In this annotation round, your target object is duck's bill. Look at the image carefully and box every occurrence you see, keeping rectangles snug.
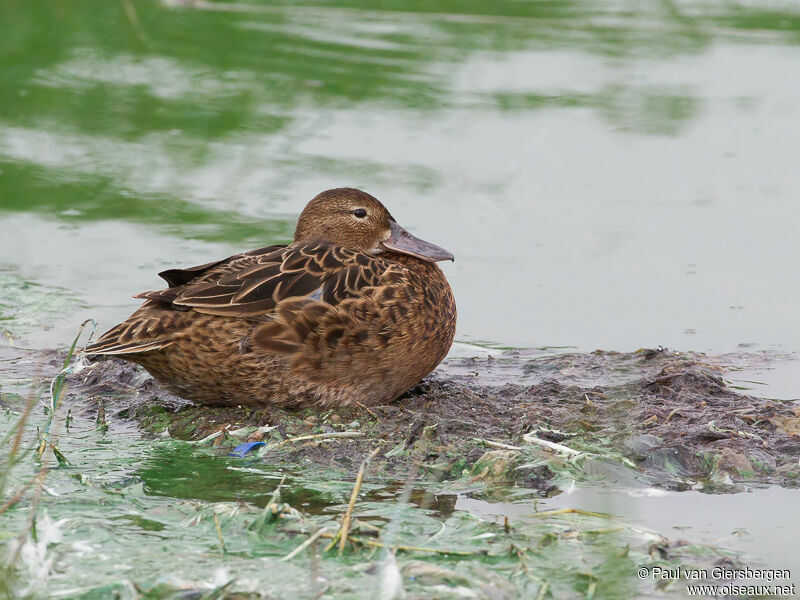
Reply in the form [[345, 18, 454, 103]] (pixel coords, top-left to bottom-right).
[[381, 221, 455, 262]]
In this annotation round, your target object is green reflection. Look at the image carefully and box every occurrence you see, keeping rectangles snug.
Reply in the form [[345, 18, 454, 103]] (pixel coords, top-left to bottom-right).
[[0, 160, 293, 244], [137, 445, 283, 505], [1, 0, 799, 245]]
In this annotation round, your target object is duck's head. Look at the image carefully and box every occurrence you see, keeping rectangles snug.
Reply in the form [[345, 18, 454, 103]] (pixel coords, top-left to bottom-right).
[[294, 188, 454, 262]]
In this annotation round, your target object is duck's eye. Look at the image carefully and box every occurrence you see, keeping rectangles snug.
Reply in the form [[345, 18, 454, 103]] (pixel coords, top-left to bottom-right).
[[353, 208, 367, 218]]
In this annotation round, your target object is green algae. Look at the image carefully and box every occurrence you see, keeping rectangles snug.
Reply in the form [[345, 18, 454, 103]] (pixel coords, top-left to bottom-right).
[[0, 367, 760, 599], [0, 275, 81, 346], [4, 335, 800, 597]]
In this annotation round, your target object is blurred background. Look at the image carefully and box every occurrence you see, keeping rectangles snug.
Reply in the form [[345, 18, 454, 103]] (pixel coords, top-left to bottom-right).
[[2, 0, 799, 355]]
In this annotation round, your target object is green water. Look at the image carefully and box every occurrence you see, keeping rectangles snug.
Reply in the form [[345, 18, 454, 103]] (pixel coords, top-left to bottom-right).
[[2, 0, 800, 597]]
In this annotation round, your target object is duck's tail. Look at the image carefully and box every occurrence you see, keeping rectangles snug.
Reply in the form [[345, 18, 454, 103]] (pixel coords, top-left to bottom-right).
[[84, 305, 182, 357]]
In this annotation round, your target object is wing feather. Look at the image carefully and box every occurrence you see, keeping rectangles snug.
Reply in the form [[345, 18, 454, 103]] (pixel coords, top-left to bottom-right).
[[86, 243, 398, 357], [171, 244, 392, 316]]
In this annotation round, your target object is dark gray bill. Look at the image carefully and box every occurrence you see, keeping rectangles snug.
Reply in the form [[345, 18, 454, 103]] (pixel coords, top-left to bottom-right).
[[380, 221, 454, 262]]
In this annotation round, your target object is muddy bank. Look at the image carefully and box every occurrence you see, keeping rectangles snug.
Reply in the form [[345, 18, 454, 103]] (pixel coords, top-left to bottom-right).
[[45, 347, 799, 493]]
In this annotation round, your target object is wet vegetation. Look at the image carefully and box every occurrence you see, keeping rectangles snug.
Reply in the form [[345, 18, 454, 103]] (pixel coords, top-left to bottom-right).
[[78, 347, 800, 494], [0, 336, 797, 597]]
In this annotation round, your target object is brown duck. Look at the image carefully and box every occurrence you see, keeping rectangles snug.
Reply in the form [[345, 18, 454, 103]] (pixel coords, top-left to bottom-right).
[[85, 188, 457, 407]]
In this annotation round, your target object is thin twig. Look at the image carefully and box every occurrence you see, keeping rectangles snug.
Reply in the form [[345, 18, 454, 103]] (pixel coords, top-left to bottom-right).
[[337, 445, 383, 554], [187, 425, 230, 445], [250, 474, 287, 533], [323, 529, 340, 552], [7, 395, 36, 462], [268, 431, 365, 452], [39, 320, 91, 460], [307, 530, 475, 556], [0, 394, 37, 495], [48, 442, 70, 467], [529, 508, 610, 519], [571, 526, 626, 536], [536, 582, 550, 600], [641, 415, 658, 426], [354, 535, 475, 555], [522, 433, 581, 456], [121, 0, 150, 44], [707, 420, 762, 440], [356, 402, 380, 421], [213, 513, 226, 554], [476, 438, 522, 451], [281, 527, 330, 562]]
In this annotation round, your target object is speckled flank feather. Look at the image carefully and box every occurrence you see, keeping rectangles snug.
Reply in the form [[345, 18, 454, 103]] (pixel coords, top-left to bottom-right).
[[85, 188, 457, 407]]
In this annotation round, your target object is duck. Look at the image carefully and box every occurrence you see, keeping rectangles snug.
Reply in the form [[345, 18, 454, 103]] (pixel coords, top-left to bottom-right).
[[85, 188, 457, 408]]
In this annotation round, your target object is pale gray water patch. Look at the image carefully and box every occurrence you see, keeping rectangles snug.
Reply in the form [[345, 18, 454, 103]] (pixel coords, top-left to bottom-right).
[[237, 18, 430, 56], [0, 125, 290, 210], [282, 100, 799, 352], [458, 485, 800, 578], [32, 49, 254, 102], [0, 213, 236, 348], [0, 271, 84, 350], [720, 352, 800, 401]]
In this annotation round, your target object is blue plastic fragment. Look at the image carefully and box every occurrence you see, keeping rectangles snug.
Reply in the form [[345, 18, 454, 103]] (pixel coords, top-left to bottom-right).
[[230, 441, 266, 457]]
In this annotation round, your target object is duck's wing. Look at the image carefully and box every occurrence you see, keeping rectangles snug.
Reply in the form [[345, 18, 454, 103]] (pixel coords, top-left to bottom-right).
[[85, 244, 396, 355], [133, 244, 287, 308], [249, 265, 409, 358], [144, 243, 394, 317]]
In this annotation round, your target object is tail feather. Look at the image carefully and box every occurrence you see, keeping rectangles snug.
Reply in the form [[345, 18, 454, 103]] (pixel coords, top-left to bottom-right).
[[84, 338, 174, 356], [84, 310, 182, 357]]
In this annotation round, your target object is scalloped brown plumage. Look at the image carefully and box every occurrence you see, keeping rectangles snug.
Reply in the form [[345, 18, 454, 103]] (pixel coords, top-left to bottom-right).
[[85, 188, 457, 407]]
